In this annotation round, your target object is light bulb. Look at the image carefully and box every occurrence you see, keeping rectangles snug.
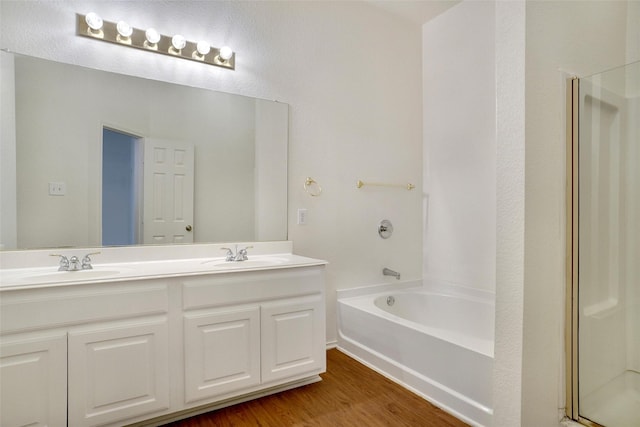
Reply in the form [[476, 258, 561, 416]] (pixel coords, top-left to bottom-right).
[[218, 46, 233, 61], [145, 28, 161, 44], [171, 34, 186, 50], [116, 21, 133, 38], [85, 12, 103, 31], [196, 41, 211, 56]]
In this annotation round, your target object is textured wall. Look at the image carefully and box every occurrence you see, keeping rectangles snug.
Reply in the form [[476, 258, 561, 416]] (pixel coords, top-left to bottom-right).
[[494, 2, 526, 425], [0, 0, 423, 343]]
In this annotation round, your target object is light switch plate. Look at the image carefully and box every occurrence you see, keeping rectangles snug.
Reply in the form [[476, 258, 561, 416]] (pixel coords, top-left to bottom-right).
[[297, 208, 307, 225], [49, 182, 66, 196]]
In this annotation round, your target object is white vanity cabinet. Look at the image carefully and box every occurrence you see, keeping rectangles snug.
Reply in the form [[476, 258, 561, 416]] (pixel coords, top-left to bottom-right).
[[180, 265, 326, 409], [0, 279, 170, 427], [0, 258, 326, 427]]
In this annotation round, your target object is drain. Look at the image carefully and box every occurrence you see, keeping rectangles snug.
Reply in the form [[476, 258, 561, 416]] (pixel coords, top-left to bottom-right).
[[386, 296, 395, 306]]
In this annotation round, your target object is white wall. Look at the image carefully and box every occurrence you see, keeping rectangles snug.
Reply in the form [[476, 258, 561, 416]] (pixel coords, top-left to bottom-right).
[[422, 0, 496, 292], [494, 2, 526, 425], [523, 1, 637, 425], [0, 0, 423, 343]]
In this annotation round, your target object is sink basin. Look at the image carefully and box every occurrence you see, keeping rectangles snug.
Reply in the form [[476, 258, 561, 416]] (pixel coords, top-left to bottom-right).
[[13, 269, 123, 284], [206, 256, 290, 270]]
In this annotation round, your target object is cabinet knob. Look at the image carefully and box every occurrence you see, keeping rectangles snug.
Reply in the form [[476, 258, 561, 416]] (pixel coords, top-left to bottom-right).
[[186, 225, 192, 232]]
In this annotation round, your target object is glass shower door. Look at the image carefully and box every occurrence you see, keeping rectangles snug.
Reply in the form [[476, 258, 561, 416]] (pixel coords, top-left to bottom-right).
[[575, 60, 639, 427]]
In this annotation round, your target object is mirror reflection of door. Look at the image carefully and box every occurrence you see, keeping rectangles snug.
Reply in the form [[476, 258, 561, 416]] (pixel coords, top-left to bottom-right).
[[102, 128, 143, 246], [102, 130, 195, 246], [143, 138, 195, 245]]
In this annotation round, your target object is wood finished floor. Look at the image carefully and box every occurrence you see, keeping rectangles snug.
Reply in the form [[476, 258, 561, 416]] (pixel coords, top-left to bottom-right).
[[163, 349, 469, 427]]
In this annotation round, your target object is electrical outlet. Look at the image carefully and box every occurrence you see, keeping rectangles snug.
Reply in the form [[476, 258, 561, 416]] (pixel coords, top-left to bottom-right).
[[297, 208, 308, 225], [48, 182, 66, 196]]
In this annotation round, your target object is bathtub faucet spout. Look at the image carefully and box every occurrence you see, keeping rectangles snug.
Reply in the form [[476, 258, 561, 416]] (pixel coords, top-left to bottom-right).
[[383, 268, 401, 280]]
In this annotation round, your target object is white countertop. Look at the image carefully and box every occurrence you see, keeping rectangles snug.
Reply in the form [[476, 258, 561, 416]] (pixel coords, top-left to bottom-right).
[[0, 253, 327, 291]]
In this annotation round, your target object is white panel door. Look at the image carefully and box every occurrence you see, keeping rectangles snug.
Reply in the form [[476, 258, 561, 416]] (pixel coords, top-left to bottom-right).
[[0, 333, 67, 427], [68, 319, 170, 427], [261, 295, 325, 383], [143, 139, 194, 244], [183, 306, 260, 404]]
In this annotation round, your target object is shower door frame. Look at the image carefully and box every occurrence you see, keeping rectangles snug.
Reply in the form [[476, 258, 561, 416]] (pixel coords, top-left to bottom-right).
[[566, 77, 605, 427]]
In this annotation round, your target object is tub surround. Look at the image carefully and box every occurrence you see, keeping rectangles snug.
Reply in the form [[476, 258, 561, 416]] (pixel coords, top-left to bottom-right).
[[0, 241, 327, 426]]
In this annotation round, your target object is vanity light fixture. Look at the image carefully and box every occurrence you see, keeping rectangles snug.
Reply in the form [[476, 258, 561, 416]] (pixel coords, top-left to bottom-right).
[[218, 46, 233, 63], [76, 13, 235, 70], [116, 20, 133, 44], [85, 12, 103, 31], [195, 41, 211, 57], [170, 34, 186, 53], [84, 12, 104, 37], [144, 28, 161, 50]]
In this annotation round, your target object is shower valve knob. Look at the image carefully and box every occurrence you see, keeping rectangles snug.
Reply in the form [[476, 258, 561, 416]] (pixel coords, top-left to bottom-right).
[[378, 220, 393, 239]]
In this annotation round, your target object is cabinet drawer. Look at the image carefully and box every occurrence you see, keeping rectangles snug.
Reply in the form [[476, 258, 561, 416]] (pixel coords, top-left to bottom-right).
[[182, 266, 324, 310], [0, 281, 169, 334]]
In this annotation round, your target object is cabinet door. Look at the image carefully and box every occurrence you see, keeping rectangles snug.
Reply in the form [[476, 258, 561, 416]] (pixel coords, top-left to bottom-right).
[[68, 318, 170, 427], [261, 295, 325, 383], [0, 333, 67, 427], [183, 306, 260, 403]]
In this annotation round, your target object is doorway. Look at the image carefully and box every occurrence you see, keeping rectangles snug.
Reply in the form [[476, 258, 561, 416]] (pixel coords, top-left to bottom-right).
[[102, 128, 143, 246]]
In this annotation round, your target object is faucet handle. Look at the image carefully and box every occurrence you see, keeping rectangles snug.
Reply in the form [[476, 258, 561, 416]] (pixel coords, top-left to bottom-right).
[[221, 247, 235, 261], [50, 254, 70, 271], [82, 252, 101, 270], [236, 245, 253, 261]]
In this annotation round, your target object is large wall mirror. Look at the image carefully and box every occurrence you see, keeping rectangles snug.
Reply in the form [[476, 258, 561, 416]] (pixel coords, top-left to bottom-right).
[[0, 52, 288, 250]]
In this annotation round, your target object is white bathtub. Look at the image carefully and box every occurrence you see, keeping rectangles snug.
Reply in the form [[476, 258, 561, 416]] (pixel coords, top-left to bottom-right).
[[337, 280, 494, 427]]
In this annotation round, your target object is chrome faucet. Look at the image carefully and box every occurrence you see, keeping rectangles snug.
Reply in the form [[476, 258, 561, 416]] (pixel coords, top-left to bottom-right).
[[51, 252, 100, 271], [69, 256, 81, 271], [221, 245, 253, 262], [383, 267, 401, 280]]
